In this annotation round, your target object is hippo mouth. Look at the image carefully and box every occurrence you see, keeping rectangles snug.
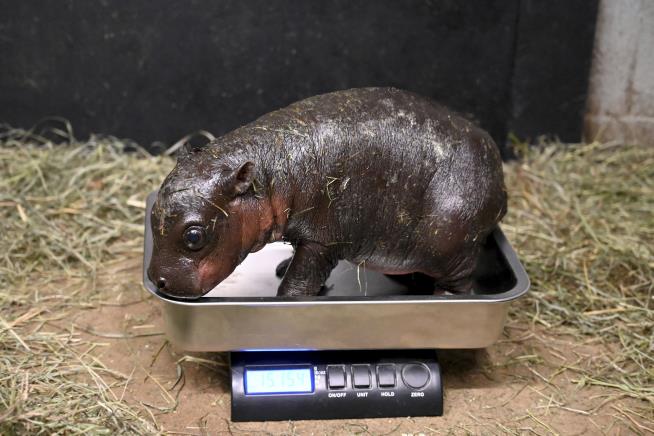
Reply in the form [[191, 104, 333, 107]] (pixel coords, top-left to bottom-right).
[[160, 292, 205, 301], [152, 282, 207, 300]]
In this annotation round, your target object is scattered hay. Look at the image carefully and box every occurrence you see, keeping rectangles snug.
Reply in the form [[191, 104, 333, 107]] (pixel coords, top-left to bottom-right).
[[0, 121, 652, 432], [0, 123, 173, 434], [503, 141, 653, 408]]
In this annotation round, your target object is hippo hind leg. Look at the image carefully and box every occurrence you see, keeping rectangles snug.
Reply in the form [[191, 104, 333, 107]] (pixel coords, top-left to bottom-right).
[[429, 248, 479, 295], [432, 268, 475, 295], [416, 216, 483, 296]]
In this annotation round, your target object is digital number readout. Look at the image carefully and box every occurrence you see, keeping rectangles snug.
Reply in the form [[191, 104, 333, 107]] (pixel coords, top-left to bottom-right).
[[244, 367, 314, 395]]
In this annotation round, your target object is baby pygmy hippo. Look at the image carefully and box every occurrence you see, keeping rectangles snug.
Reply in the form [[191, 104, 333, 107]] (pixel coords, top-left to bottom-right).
[[148, 88, 507, 298]]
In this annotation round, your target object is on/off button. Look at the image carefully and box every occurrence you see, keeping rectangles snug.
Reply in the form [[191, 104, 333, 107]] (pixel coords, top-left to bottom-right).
[[401, 363, 430, 389], [327, 365, 346, 389]]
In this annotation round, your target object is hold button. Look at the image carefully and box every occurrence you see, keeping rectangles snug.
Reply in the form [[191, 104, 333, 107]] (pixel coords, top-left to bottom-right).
[[402, 363, 430, 389], [376, 364, 396, 388]]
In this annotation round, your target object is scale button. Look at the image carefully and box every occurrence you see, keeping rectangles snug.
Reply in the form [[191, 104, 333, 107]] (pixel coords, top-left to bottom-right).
[[327, 365, 346, 389], [352, 365, 371, 388], [402, 363, 430, 389], [376, 364, 396, 388]]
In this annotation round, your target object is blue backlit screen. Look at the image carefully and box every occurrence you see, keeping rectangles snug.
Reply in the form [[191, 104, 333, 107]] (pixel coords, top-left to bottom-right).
[[245, 367, 314, 395]]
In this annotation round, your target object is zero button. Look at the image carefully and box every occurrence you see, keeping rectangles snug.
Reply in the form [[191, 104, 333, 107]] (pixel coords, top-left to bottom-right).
[[401, 363, 430, 389]]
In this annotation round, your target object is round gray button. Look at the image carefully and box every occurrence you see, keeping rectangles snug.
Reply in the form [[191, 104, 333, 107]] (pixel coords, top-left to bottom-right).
[[401, 363, 430, 389]]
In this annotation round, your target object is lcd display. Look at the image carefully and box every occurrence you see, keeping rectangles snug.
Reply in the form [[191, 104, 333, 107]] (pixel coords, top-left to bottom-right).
[[244, 367, 314, 395]]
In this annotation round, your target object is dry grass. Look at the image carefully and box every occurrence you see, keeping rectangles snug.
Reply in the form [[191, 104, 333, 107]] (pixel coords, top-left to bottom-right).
[[0, 121, 652, 433], [0, 122, 173, 433], [503, 141, 653, 408]]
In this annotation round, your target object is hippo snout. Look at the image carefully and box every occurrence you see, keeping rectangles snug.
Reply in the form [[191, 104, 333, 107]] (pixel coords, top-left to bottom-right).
[[147, 265, 204, 300]]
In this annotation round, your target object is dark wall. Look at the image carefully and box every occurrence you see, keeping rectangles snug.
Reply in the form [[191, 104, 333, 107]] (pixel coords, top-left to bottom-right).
[[0, 0, 597, 154], [509, 0, 599, 143]]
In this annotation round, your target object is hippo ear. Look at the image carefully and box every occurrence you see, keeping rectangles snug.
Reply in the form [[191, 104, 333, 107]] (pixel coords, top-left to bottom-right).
[[175, 142, 196, 164], [182, 141, 196, 155], [226, 161, 255, 196]]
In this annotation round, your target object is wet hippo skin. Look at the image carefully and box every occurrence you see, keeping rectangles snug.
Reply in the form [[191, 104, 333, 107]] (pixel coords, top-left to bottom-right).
[[147, 88, 507, 298]]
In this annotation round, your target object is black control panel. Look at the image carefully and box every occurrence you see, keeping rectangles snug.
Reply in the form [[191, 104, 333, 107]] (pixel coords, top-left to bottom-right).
[[230, 350, 442, 421]]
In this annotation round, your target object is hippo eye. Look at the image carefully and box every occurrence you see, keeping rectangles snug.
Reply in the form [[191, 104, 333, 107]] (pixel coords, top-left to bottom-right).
[[183, 226, 207, 251]]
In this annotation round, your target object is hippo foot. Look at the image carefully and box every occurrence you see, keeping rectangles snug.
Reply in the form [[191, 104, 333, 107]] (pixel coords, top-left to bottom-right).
[[275, 257, 292, 278], [317, 283, 333, 296], [275, 243, 338, 297], [433, 277, 474, 296], [276, 257, 332, 295]]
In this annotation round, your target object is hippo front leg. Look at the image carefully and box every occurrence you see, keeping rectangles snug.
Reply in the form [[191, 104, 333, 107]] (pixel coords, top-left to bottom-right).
[[277, 243, 337, 296]]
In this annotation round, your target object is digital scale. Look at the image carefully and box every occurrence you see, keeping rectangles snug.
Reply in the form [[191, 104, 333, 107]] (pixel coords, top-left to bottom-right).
[[230, 350, 442, 421], [142, 192, 529, 421]]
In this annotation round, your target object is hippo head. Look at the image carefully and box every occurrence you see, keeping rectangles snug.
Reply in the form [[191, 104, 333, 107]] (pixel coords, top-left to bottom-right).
[[147, 146, 270, 299]]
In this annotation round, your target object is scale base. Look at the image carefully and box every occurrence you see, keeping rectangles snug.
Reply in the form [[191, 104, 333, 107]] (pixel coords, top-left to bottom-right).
[[230, 350, 443, 422]]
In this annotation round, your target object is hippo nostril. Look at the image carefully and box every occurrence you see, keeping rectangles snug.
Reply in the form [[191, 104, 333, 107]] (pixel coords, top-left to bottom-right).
[[156, 277, 167, 289]]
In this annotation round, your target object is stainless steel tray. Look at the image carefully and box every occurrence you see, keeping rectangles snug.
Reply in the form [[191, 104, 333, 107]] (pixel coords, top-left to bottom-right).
[[142, 192, 529, 351]]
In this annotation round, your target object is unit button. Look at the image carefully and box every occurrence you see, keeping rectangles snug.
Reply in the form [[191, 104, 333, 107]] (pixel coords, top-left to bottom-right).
[[327, 365, 346, 389], [352, 365, 371, 388], [402, 363, 430, 389], [376, 364, 396, 388]]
